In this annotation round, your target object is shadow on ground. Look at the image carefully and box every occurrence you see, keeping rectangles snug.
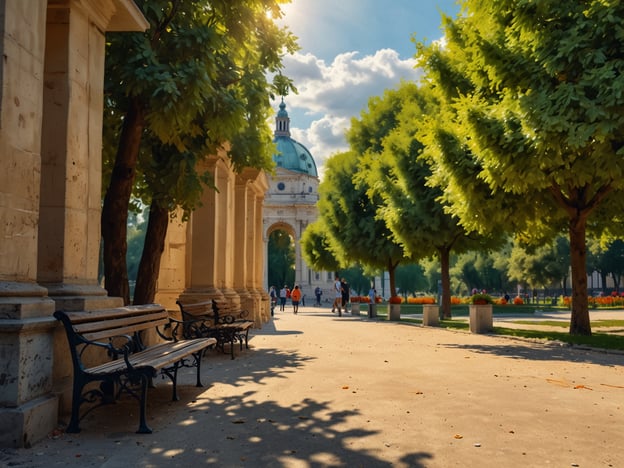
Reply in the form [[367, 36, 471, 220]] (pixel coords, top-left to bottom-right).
[[441, 341, 621, 367], [2, 346, 433, 467]]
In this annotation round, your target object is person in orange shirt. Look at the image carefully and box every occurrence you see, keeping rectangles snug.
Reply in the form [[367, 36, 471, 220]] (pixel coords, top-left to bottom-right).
[[291, 285, 302, 314]]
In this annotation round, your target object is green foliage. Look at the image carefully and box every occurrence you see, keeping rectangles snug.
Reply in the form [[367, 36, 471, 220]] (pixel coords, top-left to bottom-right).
[[470, 292, 493, 304], [268, 230, 295, 289], [300, 220, 341, 272], [104, 0, 298, 211], [395, 263, 427, 296], [417, 0, 624, 335], [318, 151, 406, 273], [508, 235, 570, 290]]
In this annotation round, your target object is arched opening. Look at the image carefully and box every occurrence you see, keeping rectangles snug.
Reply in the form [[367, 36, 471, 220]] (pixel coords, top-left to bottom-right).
[[267, 228, 296, 290]]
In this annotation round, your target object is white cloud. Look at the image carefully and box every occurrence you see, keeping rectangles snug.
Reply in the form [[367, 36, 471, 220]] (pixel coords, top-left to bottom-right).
[[276, 49, 423, 176]]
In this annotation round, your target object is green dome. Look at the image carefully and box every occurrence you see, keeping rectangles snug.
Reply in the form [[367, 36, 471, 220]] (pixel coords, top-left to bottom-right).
[[272, 100, 319, 177]]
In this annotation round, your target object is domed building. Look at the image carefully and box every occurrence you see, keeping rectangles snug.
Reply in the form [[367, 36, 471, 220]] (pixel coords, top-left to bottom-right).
[[263, 100, 333, 302]]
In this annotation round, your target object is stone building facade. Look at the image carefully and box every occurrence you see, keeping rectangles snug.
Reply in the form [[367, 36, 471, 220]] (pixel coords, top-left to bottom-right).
[[263, 100, 334, 300]]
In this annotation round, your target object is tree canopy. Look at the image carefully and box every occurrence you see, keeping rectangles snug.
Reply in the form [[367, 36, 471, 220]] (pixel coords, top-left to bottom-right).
[[417, 0, 624, 334], [102, 0, 297, 304]]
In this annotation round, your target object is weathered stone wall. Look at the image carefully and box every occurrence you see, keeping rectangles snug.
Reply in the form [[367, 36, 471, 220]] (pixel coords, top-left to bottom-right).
[[0, 0, 147, 449]]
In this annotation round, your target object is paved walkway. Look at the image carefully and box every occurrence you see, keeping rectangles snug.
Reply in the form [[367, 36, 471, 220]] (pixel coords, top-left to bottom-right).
[[2, 306, 623, 467]]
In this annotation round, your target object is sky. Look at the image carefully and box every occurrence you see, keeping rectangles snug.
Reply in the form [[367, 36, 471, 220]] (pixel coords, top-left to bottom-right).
[[273, 0, 461, 176]]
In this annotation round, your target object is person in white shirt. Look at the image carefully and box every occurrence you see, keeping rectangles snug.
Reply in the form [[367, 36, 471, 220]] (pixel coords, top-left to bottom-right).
[[332, 276, 342, 316]]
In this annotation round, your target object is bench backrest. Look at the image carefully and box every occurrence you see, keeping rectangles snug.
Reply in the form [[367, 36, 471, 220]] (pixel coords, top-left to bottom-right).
[[55, 304, 168, 342], [176, 300, 249, 323]]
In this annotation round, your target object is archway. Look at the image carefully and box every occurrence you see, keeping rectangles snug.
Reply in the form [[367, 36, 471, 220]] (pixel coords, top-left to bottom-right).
[[267, 223, 296, 290]]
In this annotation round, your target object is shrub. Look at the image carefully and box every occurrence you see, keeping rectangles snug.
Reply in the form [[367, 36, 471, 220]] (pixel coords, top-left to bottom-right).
[[513, 296, 524, 305], [389, 295, 403, 304], [407, 296, 436, 304], [470, 293, 493, 304]]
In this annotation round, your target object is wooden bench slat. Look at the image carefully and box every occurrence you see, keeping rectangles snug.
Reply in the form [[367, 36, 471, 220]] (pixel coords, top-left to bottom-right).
[[72, 310, 169, 333], [80, 317, 170, 342], [63, 304, 166, 323]]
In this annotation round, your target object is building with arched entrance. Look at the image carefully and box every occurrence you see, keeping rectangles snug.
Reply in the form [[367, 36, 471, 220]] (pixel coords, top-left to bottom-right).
[[263, 100, 334, 302]]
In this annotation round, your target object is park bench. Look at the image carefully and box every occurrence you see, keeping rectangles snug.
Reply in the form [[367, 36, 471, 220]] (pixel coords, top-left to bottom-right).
[[54, 304, 217, 434], [175, 299, 254, 359]]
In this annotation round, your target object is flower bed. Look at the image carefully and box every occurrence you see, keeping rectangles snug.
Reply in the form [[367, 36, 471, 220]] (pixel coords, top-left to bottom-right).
[[389, 295, 403, 304], [407, 296, 436, 305]]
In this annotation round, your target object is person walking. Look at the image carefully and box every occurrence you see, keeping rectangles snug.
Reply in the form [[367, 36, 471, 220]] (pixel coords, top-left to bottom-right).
[[341, 278, 350, 314], [314, 286, 322, 306], [291, 285, 302, 314], [332, 276, 343, 316], [269, 286, 277, 316], [368, 287, 377, 318], [279, 285, 287, 311]]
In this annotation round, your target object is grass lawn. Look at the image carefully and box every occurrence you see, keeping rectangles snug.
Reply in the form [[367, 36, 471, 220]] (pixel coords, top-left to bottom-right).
[[367, 304, 624, 352]]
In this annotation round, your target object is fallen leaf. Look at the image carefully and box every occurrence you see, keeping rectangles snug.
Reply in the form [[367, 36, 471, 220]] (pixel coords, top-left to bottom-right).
[[454, 434, 463, 439], [342, 386, 349, 390], [573, 385, 592, 390]]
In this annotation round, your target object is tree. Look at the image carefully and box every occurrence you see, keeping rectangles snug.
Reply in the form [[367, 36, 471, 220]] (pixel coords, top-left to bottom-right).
[[300, 219, 341, 273], [317, 151, 407, 297], [418, 1, 624, 334], [102, 0, 297, 304], [352, 82, 497, 317], [587, 238, 624, 294], [508, 238, 569, 299], [395, 264, 427, 297]]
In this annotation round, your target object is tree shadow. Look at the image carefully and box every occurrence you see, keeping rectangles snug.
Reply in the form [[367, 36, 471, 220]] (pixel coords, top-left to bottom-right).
[[5, 347, 434, 467], [441, 341, 622, 367]]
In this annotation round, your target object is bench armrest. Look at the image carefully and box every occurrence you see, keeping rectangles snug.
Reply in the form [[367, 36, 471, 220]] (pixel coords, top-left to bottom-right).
[[168, 316, 216, 340]]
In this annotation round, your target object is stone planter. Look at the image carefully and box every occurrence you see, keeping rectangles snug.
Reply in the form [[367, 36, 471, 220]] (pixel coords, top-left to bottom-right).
[[469, 304, 493, 333], [387, 303, 401, 321], [422, 304, 439, 326]]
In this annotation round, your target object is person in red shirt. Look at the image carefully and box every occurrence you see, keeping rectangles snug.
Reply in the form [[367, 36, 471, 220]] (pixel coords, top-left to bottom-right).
[[290, 285, 302, 314]]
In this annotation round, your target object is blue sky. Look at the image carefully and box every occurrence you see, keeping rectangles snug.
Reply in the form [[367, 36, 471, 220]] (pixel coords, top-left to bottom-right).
[[274, 0, 461, 175]]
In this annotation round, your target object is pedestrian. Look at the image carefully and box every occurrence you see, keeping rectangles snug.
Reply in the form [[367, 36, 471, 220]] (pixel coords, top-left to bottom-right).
[[291, 285, 302, 314], [341, 278, 350, 313], [332, 276, 342, 316], [314, 286, 322, 306], [269, 285, 277, 316], [279, 285, 287, 311], [368, 287, 376, 318]]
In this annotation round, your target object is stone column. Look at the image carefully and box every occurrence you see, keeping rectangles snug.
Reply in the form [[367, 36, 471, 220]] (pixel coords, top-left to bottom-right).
[[154, 210, 187, 312], [0, 3, 57, 448], [234, 170, 255, 317], [217, 157, 240, 309], [252, 172, 270, 322], [39, 0, 118, 311], [0, 0, 147, 449], [178, 154, 238, 306]]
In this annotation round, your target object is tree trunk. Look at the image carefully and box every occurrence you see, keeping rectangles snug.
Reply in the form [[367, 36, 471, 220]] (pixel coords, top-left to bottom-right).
[[439, 245, 452, 319], [569, 215, 592, 335], [101, 99, 145, 305], [133, 203, 169, 305], [387, 259, 398, 297]]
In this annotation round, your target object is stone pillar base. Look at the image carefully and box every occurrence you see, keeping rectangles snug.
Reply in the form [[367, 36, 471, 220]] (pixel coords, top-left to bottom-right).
[[0, 394, 58, 448], [387, 303, 401, 321], [469, 304, 493, 333], [422, 304, 439, 326]]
